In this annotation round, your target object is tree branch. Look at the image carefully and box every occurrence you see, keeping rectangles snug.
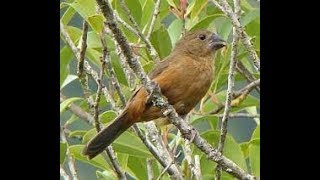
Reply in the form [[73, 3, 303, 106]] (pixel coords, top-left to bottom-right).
[[211, 0, 260, 70], [209, 79, 260, 115], [146, 0, 161, 39], [215, 9, 240, 179], [60, 21, 127, 179], [60, 126, 79, 180], [147, 159, 154, 180], [60, 165, 71, 180], [104, 25, 182, 178], [236, 60, 260, 93], [95, 0, 255, 179], [118, 0, 159, 62]]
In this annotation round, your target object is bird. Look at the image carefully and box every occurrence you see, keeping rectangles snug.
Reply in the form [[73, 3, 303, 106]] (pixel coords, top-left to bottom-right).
[[83, 29, 226, 159]]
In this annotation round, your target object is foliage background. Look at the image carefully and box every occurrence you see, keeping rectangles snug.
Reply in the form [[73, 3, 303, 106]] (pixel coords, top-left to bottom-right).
[[60, 0, 260, 179]]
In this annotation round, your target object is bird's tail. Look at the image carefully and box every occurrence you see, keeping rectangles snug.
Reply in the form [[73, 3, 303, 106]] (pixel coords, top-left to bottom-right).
[[83, 112, 132, 159]]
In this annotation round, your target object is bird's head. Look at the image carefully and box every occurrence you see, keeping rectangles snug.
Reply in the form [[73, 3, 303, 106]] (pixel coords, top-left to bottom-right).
[[174, 30, 227, 57]]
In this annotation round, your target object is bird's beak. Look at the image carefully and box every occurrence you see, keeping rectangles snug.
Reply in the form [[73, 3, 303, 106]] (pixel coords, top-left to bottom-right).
[[209, 34, 227, 50]]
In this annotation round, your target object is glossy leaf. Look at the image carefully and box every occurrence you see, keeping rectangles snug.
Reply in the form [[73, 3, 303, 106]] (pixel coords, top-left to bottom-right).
[[100, 110, 118, 124], [60, 46, 73, 85], [60, 142, 67, 164], [190, 115, 218, 131], [68, 130, 88, 139], [190, 14, 225, 31], [69, 145, 110, 170], [252, 125, 260, 139], [167, 18, 183, 46], [61, 7, 76, 24], [190, 0, 208, 20], [114, 0, 142, 26], [87, 14, 104, 34], [60, 97, 83, 113], [249, 139, 260, 177], [96, 170, 116, 180], [113, 131, 153, 158], [195, 130, 247, 175], [110, 51, 129, 86], [150, 25, 172, 59], [61, 75, 78, 90], [69, 0, 96, 19], [127, 156, 147, 180]]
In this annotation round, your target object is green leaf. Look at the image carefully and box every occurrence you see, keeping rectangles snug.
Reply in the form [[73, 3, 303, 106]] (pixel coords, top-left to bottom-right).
[[117, 153, 129, 170], [87, 31, 102, 49], [249, 139, 260, 178], [190, 115, 218, 131], [61, 75, 78, 90], [127, 156, 147, 180], [60, 142, 67, 164], [114, 0, 142, 26], [68, 130, 88, 138], [195, 130, 247, 175], [63, 26, 82, 43], [240, 0, 254, 11], [150, 25, 172, 59], [69, 145, 110, 170], [190, 0, 208, 20], [61, 7, 76, 24], [100, 110, 118, 124], [240, 142, 249, 158], [60, 46, 73, 86], [82, 128, 97, 144], [166, 0, 178, 9], [143, 61, 155, 74], [87, 15, 104, 34], [69, 0, 96, 19], [96, 170, 117, 180], [60, 97, 83, 113], [252, 125, 260, 139], [240, 9, 260, 27], [167, 18, 183, 46], [86, 48, 101, 65], [190, 14, 225, 32], [110, 51, 129, 86], [217, 17, 232, 41], [113, 131, 153, 158], [141, 0, 155, 29]]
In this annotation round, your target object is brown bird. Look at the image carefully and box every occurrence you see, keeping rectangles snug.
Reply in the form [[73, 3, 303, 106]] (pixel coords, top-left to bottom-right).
[[83, 29, 226, 159]]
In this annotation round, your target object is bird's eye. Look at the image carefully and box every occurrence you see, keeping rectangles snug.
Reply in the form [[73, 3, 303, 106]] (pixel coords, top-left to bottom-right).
[[198, 34, 206, 40]]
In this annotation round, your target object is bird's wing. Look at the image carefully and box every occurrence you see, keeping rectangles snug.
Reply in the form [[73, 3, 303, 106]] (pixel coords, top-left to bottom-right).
[[148, 57, 171, 79]]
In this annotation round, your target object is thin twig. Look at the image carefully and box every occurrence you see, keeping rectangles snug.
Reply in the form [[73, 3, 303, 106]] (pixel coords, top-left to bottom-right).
[[236, 60, 260, 93], [211, 0, 260, 70], [60, 165, 71, 180], [209, 79, 260, 115], [101, 30, 127, 106], [194, 155, 201, 180], [184, 139, 197, 179], [60, 21, 115, 108], [146, 0, 161, 39], [157, 160, 175, 180], [145, 121, 182, 177], [118, 0, 159, 62], [60, 126, 79, 180], [60, 93, 94, 124], [78, 21, 94, 106], [105, 23, 182, 178], [147, 159, 154, 180], [60, 21, 126, 179], [215, 14, 240, 180], [96, 0, 255, 178], [216, 113, 260, 118]]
